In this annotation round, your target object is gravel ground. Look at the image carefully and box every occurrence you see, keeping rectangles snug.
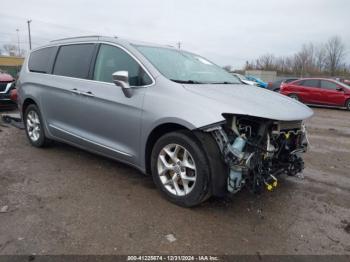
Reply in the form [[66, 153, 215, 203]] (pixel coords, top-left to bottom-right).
[[0, 107, 349, 255]]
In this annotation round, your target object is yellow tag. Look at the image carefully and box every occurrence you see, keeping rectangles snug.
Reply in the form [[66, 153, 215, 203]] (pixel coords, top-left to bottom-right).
[[267, 184, 273, 191], [285, 133, 290, 139], [273, 181, 278, 187]]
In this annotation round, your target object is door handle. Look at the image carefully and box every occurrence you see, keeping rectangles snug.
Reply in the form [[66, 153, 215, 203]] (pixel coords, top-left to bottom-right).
[[71, 88, 81, 95], [81, 91, 95, 98]]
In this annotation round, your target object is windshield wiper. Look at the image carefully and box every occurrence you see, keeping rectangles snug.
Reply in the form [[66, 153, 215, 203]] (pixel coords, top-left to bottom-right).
[[210, 82, 241, 84], [170, 79, 205, 84]]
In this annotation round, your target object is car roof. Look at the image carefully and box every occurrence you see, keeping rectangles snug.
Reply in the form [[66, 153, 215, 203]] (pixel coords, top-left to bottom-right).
[[32, 35, 176, 52], [298, 77, 337, 81]]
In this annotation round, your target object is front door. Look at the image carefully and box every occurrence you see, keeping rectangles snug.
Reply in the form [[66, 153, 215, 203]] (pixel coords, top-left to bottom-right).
[[74, 44, 153, 164], [319, 80, 346, 106]]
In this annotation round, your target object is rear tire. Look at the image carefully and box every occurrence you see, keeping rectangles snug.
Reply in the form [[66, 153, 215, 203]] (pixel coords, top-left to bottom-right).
[[288, 94, 299, 101], [24, 104, 51, 147], [150, 131, 211, 207]]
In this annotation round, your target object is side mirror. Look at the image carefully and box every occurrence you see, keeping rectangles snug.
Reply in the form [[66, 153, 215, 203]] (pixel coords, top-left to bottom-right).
[[112, 71, 132, 98], [336, 87, 343, 92]]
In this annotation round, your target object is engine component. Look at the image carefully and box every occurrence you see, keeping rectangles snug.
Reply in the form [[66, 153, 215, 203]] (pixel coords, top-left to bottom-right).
[[209, 115, 308, 195], [228, 168, 243, 193], [227, 136, 246, 192], [230, 136, 246, 160], [264, 174, 278, 191]]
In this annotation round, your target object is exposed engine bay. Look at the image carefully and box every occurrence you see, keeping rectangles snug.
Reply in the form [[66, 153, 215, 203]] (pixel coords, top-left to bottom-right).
[[205, 115, 308, 194]]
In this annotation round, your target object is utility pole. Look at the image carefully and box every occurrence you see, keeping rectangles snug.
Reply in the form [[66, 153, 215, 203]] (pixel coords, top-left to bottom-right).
[[16, 29, 21, 56], [177, 41, 181, 49], [27, 19, 32, 50]]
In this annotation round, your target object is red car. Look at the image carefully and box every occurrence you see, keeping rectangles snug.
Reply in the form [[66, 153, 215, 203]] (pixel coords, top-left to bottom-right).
[[0, 72, 16, 109], [280, 78, 350, 110]]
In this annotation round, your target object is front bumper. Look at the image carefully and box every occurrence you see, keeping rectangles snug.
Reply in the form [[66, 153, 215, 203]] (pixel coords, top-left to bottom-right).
[[0, 95, 17, 108]]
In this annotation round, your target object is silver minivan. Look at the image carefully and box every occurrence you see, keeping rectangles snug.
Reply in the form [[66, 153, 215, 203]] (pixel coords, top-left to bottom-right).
[[17, 36, 313, 207]]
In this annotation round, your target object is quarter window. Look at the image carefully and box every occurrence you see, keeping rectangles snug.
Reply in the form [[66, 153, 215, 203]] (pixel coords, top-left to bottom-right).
[[93, 44, 152, 86], [53, 44, 95, 79], [320, 80, 338, 90], [28, 47, 57, 74]]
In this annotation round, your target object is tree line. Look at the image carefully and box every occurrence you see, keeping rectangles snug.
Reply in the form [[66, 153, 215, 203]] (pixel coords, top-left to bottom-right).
[[243, 36, 348, 77], [0, 44, 26, 57]]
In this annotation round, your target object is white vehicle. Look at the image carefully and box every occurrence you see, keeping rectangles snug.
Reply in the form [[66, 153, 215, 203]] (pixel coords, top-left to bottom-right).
[[232, 73, 258, 86]]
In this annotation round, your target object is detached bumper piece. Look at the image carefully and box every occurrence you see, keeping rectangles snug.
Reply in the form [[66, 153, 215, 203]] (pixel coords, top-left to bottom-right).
[[1, 113, 24, 129]]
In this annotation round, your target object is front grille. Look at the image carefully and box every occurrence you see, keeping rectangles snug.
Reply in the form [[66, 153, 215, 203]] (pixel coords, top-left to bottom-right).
[[0, 82, 9, 92]]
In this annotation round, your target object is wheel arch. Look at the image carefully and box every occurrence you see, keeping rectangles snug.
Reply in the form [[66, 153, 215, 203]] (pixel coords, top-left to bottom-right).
[[145, 122, 190, 175], [22, 97, 38, 116]]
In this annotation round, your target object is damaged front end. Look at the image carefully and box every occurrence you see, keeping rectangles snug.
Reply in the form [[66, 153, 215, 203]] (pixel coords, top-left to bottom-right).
[[204, 115, 308, 194]]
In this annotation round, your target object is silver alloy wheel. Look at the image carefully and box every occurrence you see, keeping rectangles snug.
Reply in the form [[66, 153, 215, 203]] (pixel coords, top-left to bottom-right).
[[157, 143, 197, 196], [26, 110, 41, 142]]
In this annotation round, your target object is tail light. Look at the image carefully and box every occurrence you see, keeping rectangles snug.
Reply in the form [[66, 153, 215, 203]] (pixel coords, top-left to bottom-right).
[[279, 83, 287, 93], [9, 89, 17, 103]]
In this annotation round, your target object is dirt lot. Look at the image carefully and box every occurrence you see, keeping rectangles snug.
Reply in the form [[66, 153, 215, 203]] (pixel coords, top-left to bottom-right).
[[0, 107, 350, 255]]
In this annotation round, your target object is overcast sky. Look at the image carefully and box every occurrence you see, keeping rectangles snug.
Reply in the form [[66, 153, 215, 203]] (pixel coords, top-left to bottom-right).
[[0, 0, 349, 68]]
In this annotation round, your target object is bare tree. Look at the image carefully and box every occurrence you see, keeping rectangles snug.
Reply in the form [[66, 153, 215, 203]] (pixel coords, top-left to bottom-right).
[[223, 65, 233, 72], [2, 44, 18, 56], [242, 37, 349, 77], [1, 44, 26, 57], [314, 44, 326, 73], [324, 36, 346, 76], [294, 43, 315, 76], [255, 54, 276, 70], [245, 60, 255, 70]]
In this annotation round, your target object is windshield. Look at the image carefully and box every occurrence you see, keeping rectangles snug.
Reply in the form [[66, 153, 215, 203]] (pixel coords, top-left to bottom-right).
[[336, 80, 350, 89], [135, 45, 241, 84]]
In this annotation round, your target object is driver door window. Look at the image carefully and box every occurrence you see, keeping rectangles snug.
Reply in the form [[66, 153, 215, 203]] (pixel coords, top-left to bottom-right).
[[93, 44, 152, 86]]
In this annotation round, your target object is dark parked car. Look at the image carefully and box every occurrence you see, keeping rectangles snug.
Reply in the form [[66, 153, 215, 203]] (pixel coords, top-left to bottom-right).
[[280, 78, 350, 110], [0, 72, 16, 109], [267, 78, 299, 92]]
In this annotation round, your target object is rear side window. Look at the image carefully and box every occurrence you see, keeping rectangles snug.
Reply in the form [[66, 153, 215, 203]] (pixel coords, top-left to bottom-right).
[[320, 80, 338, 90], [285, 79, 297, 83], [28, 47, 57, 73], [53, 44, 95, 79], [93, 44, 152, 86], [292, 80, 303, 85], [301, 80, 319, 88]]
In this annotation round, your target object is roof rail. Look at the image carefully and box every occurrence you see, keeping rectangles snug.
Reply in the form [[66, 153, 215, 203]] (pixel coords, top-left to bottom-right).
[[50, 35, 102, 43]]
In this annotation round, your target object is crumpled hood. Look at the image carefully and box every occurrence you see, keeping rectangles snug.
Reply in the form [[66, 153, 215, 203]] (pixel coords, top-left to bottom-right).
[[184, 84, 314, 121]]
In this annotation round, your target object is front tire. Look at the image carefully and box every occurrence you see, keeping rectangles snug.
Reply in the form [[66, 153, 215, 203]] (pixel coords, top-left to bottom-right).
[[24, 104, 51, 147], [150, 131, 211, 207], [346, 99, 350, 111]]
